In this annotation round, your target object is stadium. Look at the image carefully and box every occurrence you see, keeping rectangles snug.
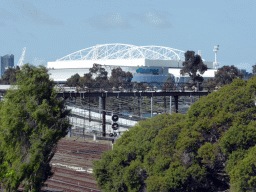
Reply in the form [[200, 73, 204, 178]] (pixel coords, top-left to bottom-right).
[[47, 43, 218, 84]]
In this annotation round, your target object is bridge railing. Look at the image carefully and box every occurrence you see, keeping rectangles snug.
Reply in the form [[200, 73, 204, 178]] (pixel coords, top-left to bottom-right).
[[58, 81, 215, 93]]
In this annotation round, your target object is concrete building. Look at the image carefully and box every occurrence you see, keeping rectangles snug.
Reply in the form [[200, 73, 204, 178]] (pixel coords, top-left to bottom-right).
[[1, 54, 14, 77]]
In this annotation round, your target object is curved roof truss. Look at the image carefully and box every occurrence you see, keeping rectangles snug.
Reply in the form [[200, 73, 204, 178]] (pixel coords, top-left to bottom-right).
[[56, 43, 185, 61]]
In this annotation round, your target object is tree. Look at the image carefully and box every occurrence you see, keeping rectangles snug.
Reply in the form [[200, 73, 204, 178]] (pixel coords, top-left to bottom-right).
[[202, 78, 218, 91], [88, 63, 109, 88], [132, 81, 147, 91], [79, 73, 93, 87], [0, 64, 71, 192], [89, 64, 108, 82], [162, 75, 175, 91], [66, 73, 80, 86], [165, 75, 175, 84], [93, 76, 256, 191], [252, 63, 256, 74], [180, 51, 208, 84], [109, 67, 133, 83], [0, 66, 20, 85], [214, 65, 244, 86], [109, 67, 133, 89]]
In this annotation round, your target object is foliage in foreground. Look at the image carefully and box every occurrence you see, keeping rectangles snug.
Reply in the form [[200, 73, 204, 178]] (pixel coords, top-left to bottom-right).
[[93, 76, 256, 192], [0, 64, 71, 192], [0, 66, 20, 85]]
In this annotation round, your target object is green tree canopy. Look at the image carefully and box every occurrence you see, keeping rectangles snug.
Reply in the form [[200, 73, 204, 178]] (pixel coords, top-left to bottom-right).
[[108, 67, 133, 89], [0, 66, 20, 85], [214, 65, 244, 86], [79, 73, 93, 87], [202, 78, 218, 91], [89, 64, 108, 83], [109, 67, 133, 84], [93, 76, 256, 192], [253, 63, 256, 74], [0, 64, 71, 192], [180, 51, 208, 84], [66, 73, 80, 86], [67, 64, 134, 90], [132, 81, 147, 91], [79, 63, 109, 88]]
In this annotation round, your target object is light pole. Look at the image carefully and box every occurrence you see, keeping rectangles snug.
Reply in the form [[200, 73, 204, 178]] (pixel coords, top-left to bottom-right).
[[213, 45, 220, 70], [89, 86, 91, 122]]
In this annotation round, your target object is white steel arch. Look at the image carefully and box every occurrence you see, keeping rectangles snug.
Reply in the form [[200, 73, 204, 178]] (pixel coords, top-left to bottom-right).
[[56, 43, 185, 61]]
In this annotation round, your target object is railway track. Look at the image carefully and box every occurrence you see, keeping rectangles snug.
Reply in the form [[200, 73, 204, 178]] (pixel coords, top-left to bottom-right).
[[16, 136, 112, 191]]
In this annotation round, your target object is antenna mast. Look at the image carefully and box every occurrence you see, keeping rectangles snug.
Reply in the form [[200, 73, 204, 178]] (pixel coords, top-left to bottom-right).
[[213, 45, 219, 69], [17, 47, 26, 67]]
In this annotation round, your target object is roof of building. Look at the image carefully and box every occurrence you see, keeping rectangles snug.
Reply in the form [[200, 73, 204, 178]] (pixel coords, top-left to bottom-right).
[[168, 68, 217, 78]]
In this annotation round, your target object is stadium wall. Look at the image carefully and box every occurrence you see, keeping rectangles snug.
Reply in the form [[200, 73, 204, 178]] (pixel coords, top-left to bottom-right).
[[47, 59, 146, 69]]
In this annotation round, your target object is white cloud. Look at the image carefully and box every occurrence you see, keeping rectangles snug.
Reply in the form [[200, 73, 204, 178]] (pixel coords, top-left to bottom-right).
[[127, 9, 172, 28], [1, 0, 64, 26], [86, 12, 132, 30]]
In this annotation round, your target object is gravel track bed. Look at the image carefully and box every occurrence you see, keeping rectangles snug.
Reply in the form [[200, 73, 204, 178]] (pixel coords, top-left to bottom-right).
[[45, 179, 99, 192], [49, 174, 98, 189], [15, 137, 111, 191], [52, 167, 97, 183], [46, 137, 111, 191]]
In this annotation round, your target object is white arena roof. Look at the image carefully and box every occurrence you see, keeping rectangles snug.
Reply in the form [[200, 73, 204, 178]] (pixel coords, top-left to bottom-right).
[[47, 43, 213, 69], [56, 43, 186, 61], [48, 43, 188, 69]]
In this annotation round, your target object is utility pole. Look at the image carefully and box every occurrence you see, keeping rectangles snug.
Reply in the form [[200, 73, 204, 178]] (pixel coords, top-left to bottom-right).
[[102, 96, 106, 137], [138, 96, 140, 117], [164, 96, 166, 113], [174, 96, 178, 113], [170, 96, 172, 114], [89, 87, 91, 122], [151, 97, 153, 117]]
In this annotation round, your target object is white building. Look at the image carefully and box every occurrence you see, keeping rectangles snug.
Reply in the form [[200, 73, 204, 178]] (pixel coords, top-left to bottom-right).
[[47, 43, 217, 83]]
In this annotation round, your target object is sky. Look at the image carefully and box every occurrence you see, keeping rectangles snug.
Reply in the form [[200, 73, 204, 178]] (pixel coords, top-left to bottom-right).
[[0, 0, 255, 73]]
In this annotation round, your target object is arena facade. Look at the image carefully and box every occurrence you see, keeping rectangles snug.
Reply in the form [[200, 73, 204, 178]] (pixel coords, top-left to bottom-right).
[[47, 43, 217, 84]]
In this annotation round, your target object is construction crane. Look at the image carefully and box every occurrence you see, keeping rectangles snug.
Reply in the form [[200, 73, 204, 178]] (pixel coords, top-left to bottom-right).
[[17, 47, 26, 67]]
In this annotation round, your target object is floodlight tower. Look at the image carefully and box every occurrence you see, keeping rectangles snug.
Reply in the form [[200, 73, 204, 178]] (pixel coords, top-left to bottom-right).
[[213, 45, 219, 69]]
